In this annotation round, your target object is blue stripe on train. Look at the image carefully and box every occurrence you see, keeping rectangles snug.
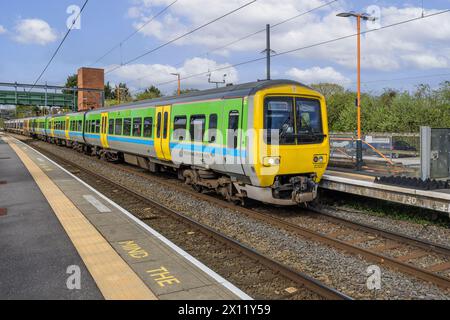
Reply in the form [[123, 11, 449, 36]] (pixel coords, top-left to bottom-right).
[[170, 143, 246, 158], [79, 134, 246, 157], [108, 135, 155, 146]]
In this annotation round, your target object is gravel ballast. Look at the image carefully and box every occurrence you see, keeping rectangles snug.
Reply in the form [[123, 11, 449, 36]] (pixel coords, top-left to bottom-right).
[[26, 139, 450, 300]]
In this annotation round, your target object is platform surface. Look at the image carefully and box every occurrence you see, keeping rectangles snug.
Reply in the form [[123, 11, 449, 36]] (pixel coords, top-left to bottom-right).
[[0, 137, 102, 299], [0, 134, 248, 300]]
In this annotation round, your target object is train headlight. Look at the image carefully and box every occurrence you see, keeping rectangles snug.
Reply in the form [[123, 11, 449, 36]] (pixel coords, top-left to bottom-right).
[[263, 156, 281, 167], [313, 155, 325, 163]]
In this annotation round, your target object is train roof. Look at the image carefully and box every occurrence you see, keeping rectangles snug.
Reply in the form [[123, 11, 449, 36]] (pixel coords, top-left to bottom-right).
[[7, 79, 317, 120], [87, 79, 313, 114]]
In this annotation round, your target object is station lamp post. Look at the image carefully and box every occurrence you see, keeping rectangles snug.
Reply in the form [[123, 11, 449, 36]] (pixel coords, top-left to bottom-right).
[[337, 11, 376, 171], [171, 73, 181, 96]]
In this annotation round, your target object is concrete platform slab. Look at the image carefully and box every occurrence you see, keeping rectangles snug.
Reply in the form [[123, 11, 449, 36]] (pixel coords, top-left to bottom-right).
[[2, 134, 250, 300], [322, 169, 450, 215]]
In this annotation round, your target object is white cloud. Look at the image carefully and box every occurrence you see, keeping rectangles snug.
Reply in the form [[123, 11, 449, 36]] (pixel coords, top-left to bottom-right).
[[126, 1, 450, 72], [286, 66, 350, 84], [0, 25, 6, 34], [108, 57, 239, 93], [13, 19, 58, 45], [401, 53, 449, 69]]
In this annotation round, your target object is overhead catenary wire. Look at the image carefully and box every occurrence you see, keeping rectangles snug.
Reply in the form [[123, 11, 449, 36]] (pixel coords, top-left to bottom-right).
[[135, 0, 339, 82], [139, 8, 450, 90], [91, 0, 179, 66], [30, 0, 89, 91], [105, 0, 258, 75]]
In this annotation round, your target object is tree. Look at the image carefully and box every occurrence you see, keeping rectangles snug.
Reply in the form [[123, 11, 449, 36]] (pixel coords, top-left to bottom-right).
[[104, 82, 115, 100], [115, 83, 132, 103], [311, 83, 345, 100], [177, 88, 200, 95], [63, 74, 78, 94], [135, 85, 163, 101]]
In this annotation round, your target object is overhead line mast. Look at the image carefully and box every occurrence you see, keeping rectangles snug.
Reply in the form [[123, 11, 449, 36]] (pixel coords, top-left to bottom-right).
[[148, 9, 450, 89]]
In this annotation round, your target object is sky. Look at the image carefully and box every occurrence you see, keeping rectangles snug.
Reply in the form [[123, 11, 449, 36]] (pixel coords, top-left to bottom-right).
[[0, 0, 449, 95]]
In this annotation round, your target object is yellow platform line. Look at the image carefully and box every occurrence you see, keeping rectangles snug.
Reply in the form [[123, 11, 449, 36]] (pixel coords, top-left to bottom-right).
[[5, 137, 157, 300]]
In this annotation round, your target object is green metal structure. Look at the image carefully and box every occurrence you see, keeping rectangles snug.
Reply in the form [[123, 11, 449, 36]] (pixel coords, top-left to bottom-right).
[[0, 82, 104, 111], [0, 90, 77, 109]]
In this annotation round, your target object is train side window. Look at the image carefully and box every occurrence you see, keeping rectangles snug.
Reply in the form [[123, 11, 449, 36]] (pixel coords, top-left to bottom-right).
[[123, 118, 131, 136], [90, 120, 95, 133], [78, 120, 83, 132], [115, 119, 123, 135], [208, 114, 218, 143], [190, 115, 206, 142], [95, 120, 101, 133], [173, 116, 187, 141], [228, 111, 239, 149], [156, 113, 162, 138], [133, 118, 142, 137], [109, 119, 114, 135], [143, 117, 153, 138], [163, 112, 169, 139]]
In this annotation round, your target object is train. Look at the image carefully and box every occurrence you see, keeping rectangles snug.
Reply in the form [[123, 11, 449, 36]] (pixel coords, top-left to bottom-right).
[[4, 79, 330, 206]]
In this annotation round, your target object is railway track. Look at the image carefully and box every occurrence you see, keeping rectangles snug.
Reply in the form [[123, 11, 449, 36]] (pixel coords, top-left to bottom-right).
[[65, 148, 450, 290], [23, 138, 350, 301], [19, 135, 450, 293]]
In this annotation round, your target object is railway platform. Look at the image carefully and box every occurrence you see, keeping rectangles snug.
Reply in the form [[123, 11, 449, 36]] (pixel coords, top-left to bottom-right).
[[321, 169, 450, 216], [0, 133, 249, 300]]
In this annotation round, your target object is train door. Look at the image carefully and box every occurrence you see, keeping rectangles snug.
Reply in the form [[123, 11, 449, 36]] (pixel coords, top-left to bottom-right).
[[154, 106, 172, 161], [65, 116, 70, 140], [50, 118, 55, 137], [100, 112, 109, 148], [223, 101, 245, 175]]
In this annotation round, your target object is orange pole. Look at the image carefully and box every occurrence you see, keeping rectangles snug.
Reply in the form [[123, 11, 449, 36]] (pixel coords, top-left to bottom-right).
[[357, 15, 361, 140]]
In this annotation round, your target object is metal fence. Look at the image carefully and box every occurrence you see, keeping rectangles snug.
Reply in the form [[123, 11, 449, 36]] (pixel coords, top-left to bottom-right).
[[329, 132, 421, 177]]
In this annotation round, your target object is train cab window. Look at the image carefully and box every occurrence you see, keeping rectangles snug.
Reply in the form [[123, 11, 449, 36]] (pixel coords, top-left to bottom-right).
[[115, 119, 123, 135], [189, 115, 206, 142], [123, 118, 131, 136], [143, 117, 153, 138], [264, 97, 295, 145], [133, 118, 142, 137], [228, 111, 240, 149], [295, 98, 324, 143], [95, 120, 101, 133], [173, 116, 187, 141], [208, 114, 218, 143], [109, 119, 114, 135]]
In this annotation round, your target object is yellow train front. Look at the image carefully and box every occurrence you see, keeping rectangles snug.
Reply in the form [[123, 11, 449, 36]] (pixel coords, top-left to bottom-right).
[[232, 80, 330, 205]]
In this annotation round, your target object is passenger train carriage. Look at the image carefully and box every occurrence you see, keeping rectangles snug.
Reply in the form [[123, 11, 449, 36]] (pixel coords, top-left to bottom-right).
[[4, 80, 330, 206]]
